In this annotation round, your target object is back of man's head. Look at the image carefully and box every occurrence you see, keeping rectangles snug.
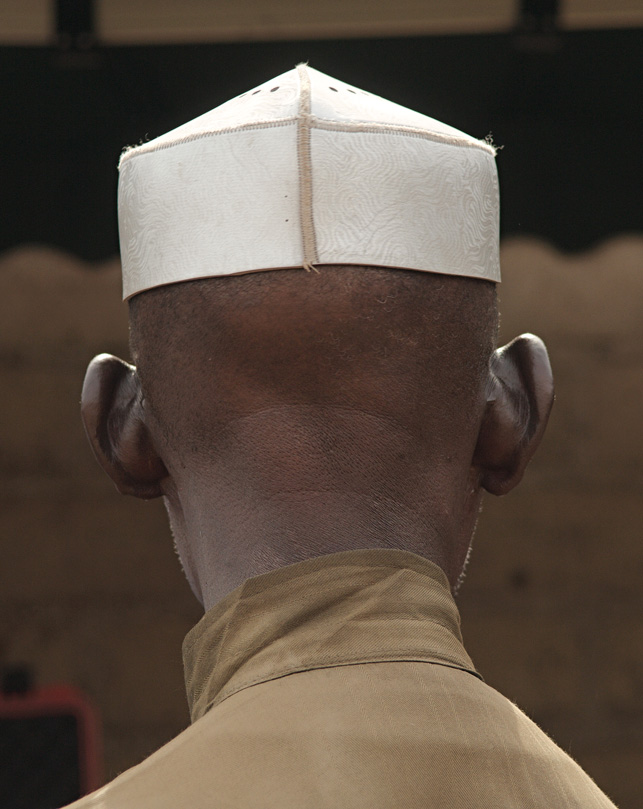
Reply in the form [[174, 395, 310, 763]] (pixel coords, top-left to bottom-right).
[[81, 67, 553, 606], [129, 267, 496, 475]]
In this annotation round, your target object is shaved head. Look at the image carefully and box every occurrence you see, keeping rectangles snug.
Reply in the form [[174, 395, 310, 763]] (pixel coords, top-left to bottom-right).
[[129, 266, 497, 459], [124, 267, 496, 599], [83, 67, 553, 610], [84, 264, 552, 607]]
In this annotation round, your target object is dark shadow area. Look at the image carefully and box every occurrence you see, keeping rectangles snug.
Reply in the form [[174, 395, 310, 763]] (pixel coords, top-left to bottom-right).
[[0, 27, 641, 260]]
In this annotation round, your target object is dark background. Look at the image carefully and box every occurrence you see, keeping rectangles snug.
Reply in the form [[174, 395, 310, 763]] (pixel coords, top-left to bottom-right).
[[1, 27, 641, 262]]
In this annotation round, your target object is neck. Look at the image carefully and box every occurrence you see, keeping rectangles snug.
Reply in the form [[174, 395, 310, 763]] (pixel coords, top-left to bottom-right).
[[162, 408, 481, 609], [167, 481, 477, 611]]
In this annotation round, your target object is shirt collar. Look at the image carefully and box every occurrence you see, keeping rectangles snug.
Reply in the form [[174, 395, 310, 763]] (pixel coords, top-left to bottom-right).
[[182, 548, 480, 723]]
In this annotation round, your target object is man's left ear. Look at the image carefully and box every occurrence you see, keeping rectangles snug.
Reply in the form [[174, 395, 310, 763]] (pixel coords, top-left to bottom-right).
[[81, 354, 167, 499]]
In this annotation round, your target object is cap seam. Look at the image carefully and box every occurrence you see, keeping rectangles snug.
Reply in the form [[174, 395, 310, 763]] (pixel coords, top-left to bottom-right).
[[118, 114, 495, 170], [309, 116, 496, 154], [296, 64, 319, 270], [118, 117, 298, 167]]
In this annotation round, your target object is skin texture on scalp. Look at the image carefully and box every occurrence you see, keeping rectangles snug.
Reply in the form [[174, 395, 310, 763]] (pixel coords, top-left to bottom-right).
[[127, 266, 498, 606]]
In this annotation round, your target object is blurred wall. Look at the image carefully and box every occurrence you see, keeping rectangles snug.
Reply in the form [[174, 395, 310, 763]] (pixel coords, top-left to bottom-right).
[[2, 0, 642, 44], [0, 248, 202, 775], [0, 236, 641, 806]]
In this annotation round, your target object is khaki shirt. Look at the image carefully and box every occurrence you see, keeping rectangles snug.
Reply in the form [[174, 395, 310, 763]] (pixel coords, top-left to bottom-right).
[[68, 549, 617, 808]]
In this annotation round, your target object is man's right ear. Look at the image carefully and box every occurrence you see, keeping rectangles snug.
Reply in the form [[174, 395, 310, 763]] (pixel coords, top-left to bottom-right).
[[81, 354, 168, 499], [473, 334, 554, 497]]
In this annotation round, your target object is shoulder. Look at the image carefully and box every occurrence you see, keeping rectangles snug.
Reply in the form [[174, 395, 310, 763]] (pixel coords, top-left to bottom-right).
[[63, 662, 618, 809]]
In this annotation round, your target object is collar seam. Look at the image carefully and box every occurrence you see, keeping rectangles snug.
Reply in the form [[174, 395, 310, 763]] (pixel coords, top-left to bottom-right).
[[202, 614, 463, 669], [183, 556, 449, 654], [194, 655, 481, 720]]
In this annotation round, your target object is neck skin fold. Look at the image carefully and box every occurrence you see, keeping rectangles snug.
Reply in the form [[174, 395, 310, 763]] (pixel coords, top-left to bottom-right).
[[161, 420, 482, 611]]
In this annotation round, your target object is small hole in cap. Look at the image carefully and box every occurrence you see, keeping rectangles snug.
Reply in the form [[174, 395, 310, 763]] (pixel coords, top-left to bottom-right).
[[347, 88, 356, 93], [329, 86, 338, 92], [270, 86, 279, 92], [252, 89, 261, 95]]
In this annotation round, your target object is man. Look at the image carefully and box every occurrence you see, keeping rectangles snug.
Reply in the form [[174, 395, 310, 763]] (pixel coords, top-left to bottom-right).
[[73, 66, 617, 807]]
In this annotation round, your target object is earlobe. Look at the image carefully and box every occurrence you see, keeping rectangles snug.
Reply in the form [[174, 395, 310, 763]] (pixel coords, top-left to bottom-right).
[[81, 354, 168, 499], [474, 334, 554, 496]]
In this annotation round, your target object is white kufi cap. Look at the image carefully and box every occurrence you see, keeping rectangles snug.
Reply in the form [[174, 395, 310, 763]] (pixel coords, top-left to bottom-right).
[[118, 65, 500, 299]]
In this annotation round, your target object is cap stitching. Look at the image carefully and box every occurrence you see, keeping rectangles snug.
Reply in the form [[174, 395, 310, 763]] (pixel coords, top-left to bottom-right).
[[118, 118, 298, 167], [296, 65, 319, 271], [118, 114, 495, 170], [309, 116, 497, 155]]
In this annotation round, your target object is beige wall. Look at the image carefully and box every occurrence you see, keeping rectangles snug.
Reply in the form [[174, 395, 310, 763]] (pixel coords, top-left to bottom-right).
[[1, 237, 642, 806], [2, 0, 642, 44]]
